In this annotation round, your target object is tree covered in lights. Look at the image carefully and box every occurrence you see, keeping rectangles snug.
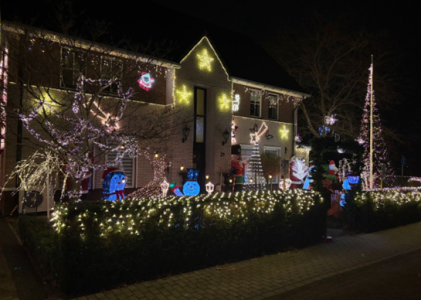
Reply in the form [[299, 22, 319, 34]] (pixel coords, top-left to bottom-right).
[[357, 63, 394, 186], [1, 12, 183, 201]]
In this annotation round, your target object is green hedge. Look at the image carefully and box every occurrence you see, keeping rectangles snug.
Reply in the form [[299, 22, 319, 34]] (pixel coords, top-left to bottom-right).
[[19, 190, 326, 296], [344, 188, 421, 232]]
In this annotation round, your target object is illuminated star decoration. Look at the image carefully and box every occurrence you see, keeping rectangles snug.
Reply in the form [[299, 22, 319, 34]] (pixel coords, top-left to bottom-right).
[[250, 122, 268, 145], [197, 49, 214, 71], [138, 72, 155, 91], [279, 125, 289, 139], [325, 114, 338, 125], [219, 93, 231, 111], [176, 85, 192, 104]]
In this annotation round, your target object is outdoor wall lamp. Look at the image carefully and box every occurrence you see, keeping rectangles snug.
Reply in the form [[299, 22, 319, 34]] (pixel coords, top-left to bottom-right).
[[222, 129, 230, 145], [182, 125, 190, 143]]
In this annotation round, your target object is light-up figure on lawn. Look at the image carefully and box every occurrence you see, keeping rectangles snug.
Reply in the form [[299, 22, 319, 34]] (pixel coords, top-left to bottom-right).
[[102, 167, 126, 201], [183, 169, 200, 196]]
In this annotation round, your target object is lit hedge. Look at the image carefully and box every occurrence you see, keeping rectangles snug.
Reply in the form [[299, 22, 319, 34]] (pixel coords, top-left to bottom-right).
[[20, 190, 325, 296], [344, 188, 421, 232]]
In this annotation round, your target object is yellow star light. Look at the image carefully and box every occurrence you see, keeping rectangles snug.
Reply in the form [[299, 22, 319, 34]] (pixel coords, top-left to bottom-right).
[[279, 125, 289, 139], [176, 85, 192, 104], [218, 93, 231, 111], [197, 49, 214, 71]]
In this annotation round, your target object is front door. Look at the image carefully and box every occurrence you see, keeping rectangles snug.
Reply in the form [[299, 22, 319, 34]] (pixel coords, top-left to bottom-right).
[[193, 87, 206, 192]]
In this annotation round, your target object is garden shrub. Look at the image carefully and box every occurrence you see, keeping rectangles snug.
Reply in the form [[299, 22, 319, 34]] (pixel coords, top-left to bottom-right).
[[344, 188, 421, 232], [20, 190, 325, 295]]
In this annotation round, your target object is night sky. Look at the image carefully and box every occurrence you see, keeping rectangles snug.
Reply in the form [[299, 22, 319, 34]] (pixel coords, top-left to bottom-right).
[[2, 0, 421, 175]]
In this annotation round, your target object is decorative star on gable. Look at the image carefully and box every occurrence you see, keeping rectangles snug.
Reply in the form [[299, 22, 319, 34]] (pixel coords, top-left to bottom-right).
[[279, 125, 289, 139], [197, 49, 214, 71], [218, 93, 231, 111], [138, 72, 155, 91], [176, 85, 192, 104]]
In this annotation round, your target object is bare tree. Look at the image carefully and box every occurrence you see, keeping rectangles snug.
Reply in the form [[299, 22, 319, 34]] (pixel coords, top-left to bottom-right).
[[1, 6, 187, 201], [265, 14, 399, 141]]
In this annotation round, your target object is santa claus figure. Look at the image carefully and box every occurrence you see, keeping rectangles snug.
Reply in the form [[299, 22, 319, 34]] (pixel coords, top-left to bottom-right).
[[325, 160, 338, 184]]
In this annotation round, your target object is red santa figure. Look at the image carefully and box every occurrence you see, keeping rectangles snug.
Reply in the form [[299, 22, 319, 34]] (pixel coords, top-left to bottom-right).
[[328, 160, 338, 175]]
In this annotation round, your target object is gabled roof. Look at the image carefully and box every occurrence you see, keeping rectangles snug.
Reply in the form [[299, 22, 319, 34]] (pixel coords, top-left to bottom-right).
[[1, 1, 308, 96]]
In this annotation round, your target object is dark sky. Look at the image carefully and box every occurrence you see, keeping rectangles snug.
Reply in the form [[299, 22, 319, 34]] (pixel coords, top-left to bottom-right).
[[2, 0, 421, 174]]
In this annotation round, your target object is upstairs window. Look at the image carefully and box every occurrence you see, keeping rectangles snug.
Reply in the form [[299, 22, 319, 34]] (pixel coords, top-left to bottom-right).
[[101, 57, 123, 93], [61, 48, 86, 88], [250, 91, 261, 117], [268, 95, 278, 120]]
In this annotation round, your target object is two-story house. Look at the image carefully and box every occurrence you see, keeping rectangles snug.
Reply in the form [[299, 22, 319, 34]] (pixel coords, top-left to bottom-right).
[[0, 20, 309, 215]]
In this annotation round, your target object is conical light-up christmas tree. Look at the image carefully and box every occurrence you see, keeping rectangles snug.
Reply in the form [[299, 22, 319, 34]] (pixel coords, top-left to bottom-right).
[[357, 59, 394, 188], [244, 144, 266, 191]]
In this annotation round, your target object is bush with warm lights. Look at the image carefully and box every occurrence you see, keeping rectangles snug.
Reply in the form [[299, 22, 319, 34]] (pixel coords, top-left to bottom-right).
[[344, 187, 421, 232], [19, 189, 325, 295]]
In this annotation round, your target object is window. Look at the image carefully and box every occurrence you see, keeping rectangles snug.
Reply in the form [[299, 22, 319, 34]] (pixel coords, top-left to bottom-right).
[[106, 144, 135, 188], [250, 91, 261, 117], [268, 95, 278, 120], [61, 48, 86, 88], [101, 57, 123, 93]]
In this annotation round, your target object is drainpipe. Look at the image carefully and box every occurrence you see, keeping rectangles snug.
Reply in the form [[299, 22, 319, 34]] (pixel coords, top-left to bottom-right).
[[291, 97, 305, 157]]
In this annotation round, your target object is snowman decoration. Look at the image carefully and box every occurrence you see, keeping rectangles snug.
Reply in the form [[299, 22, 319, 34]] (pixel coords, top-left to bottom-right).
[[183, 169, 201, 196], [102, 167, 127, 201]]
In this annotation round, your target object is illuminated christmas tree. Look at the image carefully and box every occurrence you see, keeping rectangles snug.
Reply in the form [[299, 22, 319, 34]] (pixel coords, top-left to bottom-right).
[[244, 144, 266, 191], [357, 62, 394, 187]]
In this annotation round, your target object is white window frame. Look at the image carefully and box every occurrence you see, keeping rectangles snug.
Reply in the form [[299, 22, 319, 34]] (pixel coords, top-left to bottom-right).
[[60, 47, 86, 88], [105, 143, 136, 188], [264, 146, 281, 184], [100, 56, 123, 93], [250, 90, 261, 117], [267, 94, 279, 120]]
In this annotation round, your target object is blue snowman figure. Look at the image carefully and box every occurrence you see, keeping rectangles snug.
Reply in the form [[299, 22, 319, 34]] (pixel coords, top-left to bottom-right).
[[183, 169, 200, 196], [102, 167, 126, 201]]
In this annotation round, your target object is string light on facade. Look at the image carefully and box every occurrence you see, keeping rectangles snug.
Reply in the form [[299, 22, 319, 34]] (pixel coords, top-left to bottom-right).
[[232, 94, 240, 112], [197, 49, 214, 71], [231, 121, 238, 144], [250, 122, 268, 145], [176, 85, 192, 104], [138, 72, 155, 91]]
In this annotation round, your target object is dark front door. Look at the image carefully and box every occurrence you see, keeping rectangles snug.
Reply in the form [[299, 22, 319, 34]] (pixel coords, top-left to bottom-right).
[[193, 87, 206, 192]]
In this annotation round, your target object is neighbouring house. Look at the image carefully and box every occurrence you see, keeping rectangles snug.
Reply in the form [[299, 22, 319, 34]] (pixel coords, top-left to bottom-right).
[[0, 16, 309, 215]]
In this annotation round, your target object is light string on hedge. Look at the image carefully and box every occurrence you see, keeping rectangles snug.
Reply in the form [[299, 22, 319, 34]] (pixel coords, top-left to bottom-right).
[[50, 189, 322, 238]]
